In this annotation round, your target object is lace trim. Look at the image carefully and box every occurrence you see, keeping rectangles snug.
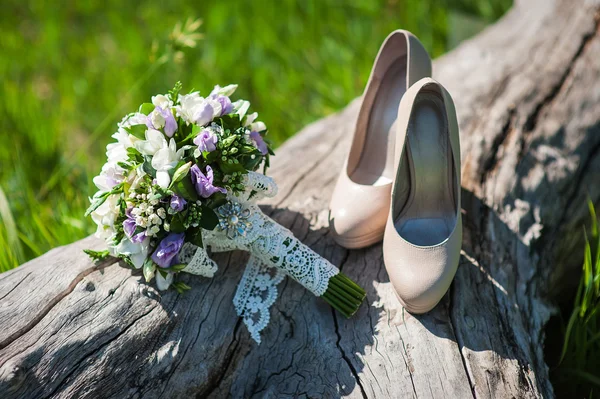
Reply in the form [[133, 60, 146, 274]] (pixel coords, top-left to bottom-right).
[[178, 243, 218, 278], [233, 256, 285, 343], [176, 171, 338, 342]]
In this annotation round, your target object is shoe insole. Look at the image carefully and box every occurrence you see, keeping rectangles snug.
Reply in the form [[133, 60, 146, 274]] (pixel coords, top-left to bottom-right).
[[394, 93, 457, 246], [351, 57, 407, 186]]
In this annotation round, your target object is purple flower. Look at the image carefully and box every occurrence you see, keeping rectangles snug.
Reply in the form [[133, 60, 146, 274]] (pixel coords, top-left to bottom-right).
[[123, 209, 136, 237], [212, 95, 233, 116], [123, 209, 146, 243], [146, 106, 178, 137], [151, 233, 185, 268], [190, 164, 227, 198], [250, 131, 268, 155], [170, 194, 187, 212], [193, 128, 218, 152]]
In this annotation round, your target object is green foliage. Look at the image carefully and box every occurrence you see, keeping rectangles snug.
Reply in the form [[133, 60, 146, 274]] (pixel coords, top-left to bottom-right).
[[0, 0, 510, 272], [554, 200, 600, 397], [83, 249, 110, 262]]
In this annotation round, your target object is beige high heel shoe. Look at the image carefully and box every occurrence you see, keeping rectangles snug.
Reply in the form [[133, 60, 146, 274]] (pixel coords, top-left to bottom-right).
[[383, 77, 461, 314], [329, 30, 431, 249]]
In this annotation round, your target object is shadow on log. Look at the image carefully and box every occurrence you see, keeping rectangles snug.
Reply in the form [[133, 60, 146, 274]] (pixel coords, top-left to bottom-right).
[[1, 0, 600, 397]]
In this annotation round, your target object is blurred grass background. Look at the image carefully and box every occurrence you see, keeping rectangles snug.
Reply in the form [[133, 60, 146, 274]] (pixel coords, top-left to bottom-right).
[[0, 0, 511, 271]]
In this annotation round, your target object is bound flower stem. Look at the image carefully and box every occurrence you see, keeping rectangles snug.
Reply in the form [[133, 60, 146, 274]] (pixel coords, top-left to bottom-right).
[[321, 272, 366, 318]]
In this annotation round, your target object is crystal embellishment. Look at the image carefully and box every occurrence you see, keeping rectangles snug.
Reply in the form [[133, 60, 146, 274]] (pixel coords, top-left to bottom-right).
[[217, 202, 252, 239]]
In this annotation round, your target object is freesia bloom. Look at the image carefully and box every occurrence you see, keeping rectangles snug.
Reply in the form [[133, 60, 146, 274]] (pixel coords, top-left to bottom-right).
[[152, 138, 186, 188], [135, 129, 185, 188], [175, 92, 214, 126], [93, 162, 125, 191], [210, 95, 233, 116], [151, 233, 185, 268], [123, 208, 146, 243], [152, 94, 173, 109], [116, 236, 150, 268], [118, 112, 147, 129], [210, 84, 238, 97], [147, 107, 178, 137], [193, 128, 218, 152], [91, 194, 120, 239], [249, 131, 268, 155], [170, 194, 186, 212], [155, 271, 173, 291], [135, 129, 166, 156], [190, 164, 226, 198]]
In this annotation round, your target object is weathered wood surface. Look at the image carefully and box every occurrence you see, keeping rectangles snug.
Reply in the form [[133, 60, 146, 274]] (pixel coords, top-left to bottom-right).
[[1, 0, 599, 397]]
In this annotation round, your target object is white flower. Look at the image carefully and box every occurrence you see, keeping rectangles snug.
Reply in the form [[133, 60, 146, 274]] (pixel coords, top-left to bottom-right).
[[152, 94, 173, 109], [92, 162, 125, 191], [147, 225, 160, 236], [151, 138, 185, 188], [118, 112, 147, 129], [155, 271, 173, 291], [91, 194, 120, 239], [157, 208, 166, 219], [148, 214, 161, 225], [134, 129, 166, 156], [233, 100, 250, 120], [116, 237, 150, 268], [243, 112, 258, 127], [149, 109, 166, 129], [250, 121, 266, 133], [210, 84, 238, 97], [175, 92, 214, 125]]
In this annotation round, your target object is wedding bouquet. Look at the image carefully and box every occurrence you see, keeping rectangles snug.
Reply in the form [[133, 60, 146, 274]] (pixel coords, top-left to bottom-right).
[[85, 83, 365, 342]]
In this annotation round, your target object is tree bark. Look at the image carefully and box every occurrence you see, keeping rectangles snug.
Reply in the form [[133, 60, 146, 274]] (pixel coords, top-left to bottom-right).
[[1, 0, 599, 397]]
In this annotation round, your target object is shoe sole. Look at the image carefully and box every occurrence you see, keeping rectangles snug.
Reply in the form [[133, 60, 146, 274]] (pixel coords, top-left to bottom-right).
[[393, 290, 440, 314]]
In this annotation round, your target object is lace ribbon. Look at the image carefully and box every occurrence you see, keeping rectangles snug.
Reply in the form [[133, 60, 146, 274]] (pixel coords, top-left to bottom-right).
[[178, 172, 339, 342]]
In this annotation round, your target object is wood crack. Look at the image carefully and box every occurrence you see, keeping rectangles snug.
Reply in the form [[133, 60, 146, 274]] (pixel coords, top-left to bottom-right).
[[42, 303, 157, 399], [448, 282, 477, 399], [0, 257, 117, 350], [0, 272, 31, 301], [198, 319, 242, 398], [331, 251, 367, 398]]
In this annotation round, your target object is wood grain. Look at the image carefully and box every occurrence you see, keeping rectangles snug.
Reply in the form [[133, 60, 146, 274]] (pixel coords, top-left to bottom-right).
[[1, 0, 599, 397]]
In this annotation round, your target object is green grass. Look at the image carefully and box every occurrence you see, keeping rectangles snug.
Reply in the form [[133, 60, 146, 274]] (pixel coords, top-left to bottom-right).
[[551, 200, 600, 397], [0, 0, 510, 272]]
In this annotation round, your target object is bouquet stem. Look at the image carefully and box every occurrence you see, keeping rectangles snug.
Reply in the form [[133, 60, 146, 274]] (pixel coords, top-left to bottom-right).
[[322, 272, 366, 318]]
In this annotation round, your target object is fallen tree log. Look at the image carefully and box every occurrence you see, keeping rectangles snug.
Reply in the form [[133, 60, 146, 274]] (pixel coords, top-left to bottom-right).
[[1, 0, 599, 397]]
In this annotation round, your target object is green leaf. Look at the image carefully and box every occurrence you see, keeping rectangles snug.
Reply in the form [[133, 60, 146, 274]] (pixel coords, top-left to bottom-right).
[[168, 81, 182, 101], [186, 227, 203, 247], [172, 175, 198, 201], [199, 206, 220, 230], [139, 102, 155, 115], [169, 213, 187, 233], [169, 161, 192, 188], [85, 195, 108, 217], [168, 263, 188, 272], [171, 281, 191, 294], [126, 124, 148, 140], [84, 184, 123, 217], [83, 249, 110, 262], [143, 259, 156, 283], [142, 156, 157, 178]]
